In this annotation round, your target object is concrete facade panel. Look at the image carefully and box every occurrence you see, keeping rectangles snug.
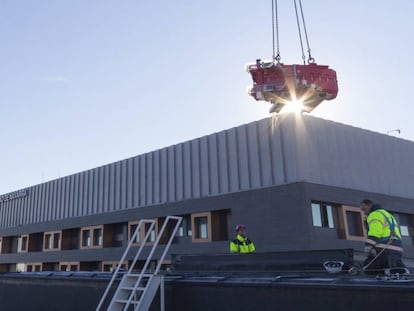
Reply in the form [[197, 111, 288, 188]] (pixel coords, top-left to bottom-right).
[[217, 131, 229, 193], [257, 118, 272, 186], [208, 134, 220, 195], [200, 136, 210, 197], [175, 144, 184, 201], [226, 127, 239, 192], [145, 152, 153, 206], [190, 139, 201, 198], [183, 141, 192, 200], [246, 121, 261, 189], [236, 125, 250, 190], [139, 155, 146, 206]]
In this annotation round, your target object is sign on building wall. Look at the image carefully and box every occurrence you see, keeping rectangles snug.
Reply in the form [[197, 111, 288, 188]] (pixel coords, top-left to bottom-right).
[[0, 190, 28, 203]]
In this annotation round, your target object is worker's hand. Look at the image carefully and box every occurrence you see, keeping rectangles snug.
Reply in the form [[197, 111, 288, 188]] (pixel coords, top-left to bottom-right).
[[364, 245, 377, 256]]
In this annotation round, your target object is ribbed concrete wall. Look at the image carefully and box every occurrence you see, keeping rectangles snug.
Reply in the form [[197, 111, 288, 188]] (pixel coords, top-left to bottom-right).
[[282, 115, 414, 198], [1, 114, 414, 229], [0, 117, 286, 228]]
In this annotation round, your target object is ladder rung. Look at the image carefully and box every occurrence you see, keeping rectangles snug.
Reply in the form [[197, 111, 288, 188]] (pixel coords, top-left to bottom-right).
[[125, 273, 152, 278], [121, 286, 145, 291], [114, 299, 140, 305], [142, 273, 153, 278]]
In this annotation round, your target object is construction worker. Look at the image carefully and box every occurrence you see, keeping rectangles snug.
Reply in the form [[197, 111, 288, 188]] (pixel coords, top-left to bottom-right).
[[359, 199, 406, 274], [230, 224, 256, 253]]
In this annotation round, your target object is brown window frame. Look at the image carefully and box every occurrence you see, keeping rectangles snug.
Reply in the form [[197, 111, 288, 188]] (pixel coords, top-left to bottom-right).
[[26, 262, 42, 272], [43, 231, 62, 251], [59, 261, 79, 272], [80, 225, 103, 249], [340, 205, 367, 241], [101, 261, 129, 272], [128, 220, 158, 246], [18, 235, 29, 253], [191, 212, 212, 243]]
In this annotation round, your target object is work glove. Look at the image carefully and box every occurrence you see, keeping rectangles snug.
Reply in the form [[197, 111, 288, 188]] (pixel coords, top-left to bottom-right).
[[364, 245, 377, 256]]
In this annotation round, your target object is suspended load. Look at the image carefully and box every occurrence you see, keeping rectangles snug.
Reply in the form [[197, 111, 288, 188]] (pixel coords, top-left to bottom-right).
[[247, 0, 339, 113], [246, 60, 338, 113]]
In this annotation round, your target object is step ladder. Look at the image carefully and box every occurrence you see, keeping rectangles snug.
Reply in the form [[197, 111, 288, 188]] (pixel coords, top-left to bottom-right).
[[96, 215, 182, 311]]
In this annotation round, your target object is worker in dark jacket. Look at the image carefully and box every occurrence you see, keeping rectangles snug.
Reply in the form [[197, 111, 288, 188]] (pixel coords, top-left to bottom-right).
[[230, 224, 256, 253], [359, 199, 406, 274]]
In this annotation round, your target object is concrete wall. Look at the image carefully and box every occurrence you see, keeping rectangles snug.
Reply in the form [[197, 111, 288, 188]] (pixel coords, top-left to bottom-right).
[[0, 271, 413, 311], [1, 114, 414, 240], [1, 182, 413, 265]]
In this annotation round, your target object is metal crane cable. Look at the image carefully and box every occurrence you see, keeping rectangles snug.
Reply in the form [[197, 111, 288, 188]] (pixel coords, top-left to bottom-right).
[[294, 0, 315, 63], [298, 0, 314, 63], [271, 0, 281, 62], [293, 0, 306, 64]]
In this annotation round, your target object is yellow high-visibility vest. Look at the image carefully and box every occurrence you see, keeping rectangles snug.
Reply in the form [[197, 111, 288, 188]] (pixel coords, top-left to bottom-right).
[[230, 234, 255, 253]]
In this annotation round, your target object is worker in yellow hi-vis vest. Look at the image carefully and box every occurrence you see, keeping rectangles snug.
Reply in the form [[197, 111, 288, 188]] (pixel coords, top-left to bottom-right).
[[230, 224, 255, 253], [359, 199, 406, 274]]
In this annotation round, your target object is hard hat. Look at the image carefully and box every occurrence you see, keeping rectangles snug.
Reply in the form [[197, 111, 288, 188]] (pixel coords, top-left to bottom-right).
[[235, 224, 246, 232]]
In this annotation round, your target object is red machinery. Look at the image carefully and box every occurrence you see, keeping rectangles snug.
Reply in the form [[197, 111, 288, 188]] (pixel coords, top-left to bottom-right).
[[247, 0, 339, 113], [246, 60, 338, 113]]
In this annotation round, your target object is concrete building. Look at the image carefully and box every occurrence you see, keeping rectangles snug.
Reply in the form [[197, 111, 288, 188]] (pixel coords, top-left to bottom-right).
[[1, 113, 413, 272]]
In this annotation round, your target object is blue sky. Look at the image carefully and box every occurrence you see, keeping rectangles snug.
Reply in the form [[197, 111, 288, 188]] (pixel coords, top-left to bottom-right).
[[1, 0, 413, 195]]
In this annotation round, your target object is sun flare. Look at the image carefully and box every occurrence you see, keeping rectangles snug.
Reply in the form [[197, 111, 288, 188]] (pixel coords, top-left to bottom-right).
[[283, 99, 304, 113]]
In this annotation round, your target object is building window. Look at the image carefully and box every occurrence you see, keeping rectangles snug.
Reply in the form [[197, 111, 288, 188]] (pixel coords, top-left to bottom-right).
[[128, 220, 158, 245], [177, 223, 184, 237], [45, 235, 51, 250], [129, 222, 141, 244], [195, 216, 208, 239], [394, 213, 413, 237], [82, 230, 90, 247], [340, 205, 366, 241], [93, 228, 102, 246], [27, 263, 42, 272], [191, 210, 230, 243], [191, 212, 211, 242], [80, 226, 103, 249], [102, 261, 128, 272], [176, 214, 192, 237], [311, 203, 336, 228], [144, 223, 156, 243], [187, 216, 192, 237], [18, 235, 29, 253], [43, 231, 61, 251], [59, 262, 79, 272], [53, 232, 60, 249]]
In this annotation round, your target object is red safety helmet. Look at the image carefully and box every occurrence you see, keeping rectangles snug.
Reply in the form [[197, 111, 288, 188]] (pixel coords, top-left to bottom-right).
[[235, 224, 246, 232]]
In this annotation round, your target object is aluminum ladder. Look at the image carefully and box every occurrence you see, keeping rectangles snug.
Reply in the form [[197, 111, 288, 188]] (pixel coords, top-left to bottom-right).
[[96, 215, 182, 311]]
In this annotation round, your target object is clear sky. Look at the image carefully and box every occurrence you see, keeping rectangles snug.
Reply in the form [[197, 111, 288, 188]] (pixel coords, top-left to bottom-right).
[[1, 0, 413, 195]]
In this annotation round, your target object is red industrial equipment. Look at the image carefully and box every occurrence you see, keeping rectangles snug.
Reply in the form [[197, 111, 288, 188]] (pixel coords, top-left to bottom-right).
[[247, 0, 339, 113], [246, 60, 338, 113]]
